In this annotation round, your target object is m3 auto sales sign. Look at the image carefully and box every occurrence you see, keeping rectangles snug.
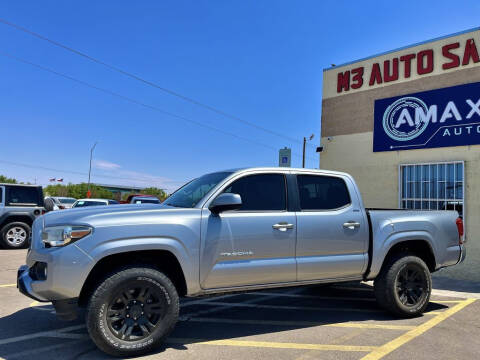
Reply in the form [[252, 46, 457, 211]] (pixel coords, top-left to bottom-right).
[[373, 82, 480, 152]]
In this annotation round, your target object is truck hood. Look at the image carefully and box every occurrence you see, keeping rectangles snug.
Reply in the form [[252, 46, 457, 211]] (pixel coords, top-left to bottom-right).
[[42, 204, 201, 228]]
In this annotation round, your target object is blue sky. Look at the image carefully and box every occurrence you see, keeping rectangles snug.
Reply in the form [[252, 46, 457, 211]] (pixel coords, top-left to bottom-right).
[[1, 1, 479, 191]]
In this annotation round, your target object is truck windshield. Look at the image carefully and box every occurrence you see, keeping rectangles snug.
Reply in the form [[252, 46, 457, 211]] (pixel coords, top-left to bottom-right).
[[165, 171, 232, 208]]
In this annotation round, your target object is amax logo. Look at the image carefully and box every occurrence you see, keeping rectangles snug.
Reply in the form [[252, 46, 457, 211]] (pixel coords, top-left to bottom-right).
[[373, 82, 480, 152]]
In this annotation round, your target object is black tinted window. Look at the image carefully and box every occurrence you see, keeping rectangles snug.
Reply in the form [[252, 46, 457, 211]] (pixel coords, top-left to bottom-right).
[[224, 174, 286, 211], [7, 186, 39, 205], [297, 175, 350, 210], [0, 187, 3, 203]]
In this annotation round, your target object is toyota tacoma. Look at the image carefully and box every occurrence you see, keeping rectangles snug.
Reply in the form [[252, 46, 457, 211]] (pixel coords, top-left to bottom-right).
[[17, 168, 466, 356]]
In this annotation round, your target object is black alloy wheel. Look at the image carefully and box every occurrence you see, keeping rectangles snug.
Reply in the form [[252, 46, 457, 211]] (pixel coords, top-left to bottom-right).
[[374, 254, 431, 318], [395, 264, 427, 307], [106, 282, 168, 341], [86, 266, 179, 357]]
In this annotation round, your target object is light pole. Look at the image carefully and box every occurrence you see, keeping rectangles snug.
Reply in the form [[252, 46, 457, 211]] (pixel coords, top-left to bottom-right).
[[87, 142, 98, 198], [302, 134, 314, 168]]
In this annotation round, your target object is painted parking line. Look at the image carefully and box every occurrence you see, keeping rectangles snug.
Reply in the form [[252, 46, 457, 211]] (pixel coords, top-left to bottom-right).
[[250, 291, 463, 305], [181, 293, 240, 307], [0, 339, 89, 359], [168, 338, 378, 352], [185, 317, 416, 330], [0, 324, 86, 346], [181, 288, 304, 319], [250, 291, 377, 302], [0, 283, 16, 288], [0, 291, 252, 347], [198, 301, 386, 313], [360, 298, 476, 360]]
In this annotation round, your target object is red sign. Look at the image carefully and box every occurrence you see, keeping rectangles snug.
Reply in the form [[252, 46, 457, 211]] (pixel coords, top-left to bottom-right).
[[337, 38, 480, 94]]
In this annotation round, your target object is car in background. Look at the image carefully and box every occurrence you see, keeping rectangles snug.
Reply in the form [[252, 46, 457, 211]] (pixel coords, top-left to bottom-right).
[[71, 198, 119, 208], [120, 194, 161, 204], [44, 196, 77, 210], [0, 183, 45, 248], [130, 195, 161, 204]]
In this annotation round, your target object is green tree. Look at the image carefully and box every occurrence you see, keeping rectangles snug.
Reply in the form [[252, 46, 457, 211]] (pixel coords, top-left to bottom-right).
[[0, 175, 17, 184], [121, 187, 168, 202], [141, 187, 168, 201], [43, 183, 114, 199]]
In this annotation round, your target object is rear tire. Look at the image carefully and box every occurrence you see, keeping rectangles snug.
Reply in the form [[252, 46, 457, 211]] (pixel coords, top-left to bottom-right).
[[1, 222, 31, 249], [374, 254, 431, 318], [86, 266, 179, 357]]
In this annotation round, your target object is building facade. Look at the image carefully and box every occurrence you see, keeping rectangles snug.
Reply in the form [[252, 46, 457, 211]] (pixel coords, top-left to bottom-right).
[[320, 28, 480, 281]]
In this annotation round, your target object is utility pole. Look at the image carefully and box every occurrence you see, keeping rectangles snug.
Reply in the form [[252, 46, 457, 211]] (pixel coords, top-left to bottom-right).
[[302, 134, 314, 168], [302, 137, 306, 168], [87, 142, 98, 198]]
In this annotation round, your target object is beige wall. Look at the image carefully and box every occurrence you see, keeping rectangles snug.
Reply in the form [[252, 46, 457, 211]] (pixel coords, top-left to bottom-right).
[[320, 28, 480, 281]]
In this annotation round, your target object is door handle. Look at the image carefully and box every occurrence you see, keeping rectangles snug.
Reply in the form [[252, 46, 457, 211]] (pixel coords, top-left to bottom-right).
[[272, 222, 294, 231], [343, 221, 361, 230]]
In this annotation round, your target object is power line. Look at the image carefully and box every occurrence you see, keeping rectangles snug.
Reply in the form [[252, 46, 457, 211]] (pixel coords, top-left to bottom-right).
[[0, 159, 186, 185], [0, 51, 316, 162], [0, 17, 317, 149]]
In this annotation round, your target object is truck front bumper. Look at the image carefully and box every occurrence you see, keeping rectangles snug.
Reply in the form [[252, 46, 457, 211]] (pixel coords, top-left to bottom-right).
[[17, 265, 48, 302], [17, 264, 79, 320]]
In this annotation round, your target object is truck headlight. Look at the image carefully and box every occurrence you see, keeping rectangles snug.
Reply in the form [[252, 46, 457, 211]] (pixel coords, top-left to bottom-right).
[[42, 226, 92, 248]]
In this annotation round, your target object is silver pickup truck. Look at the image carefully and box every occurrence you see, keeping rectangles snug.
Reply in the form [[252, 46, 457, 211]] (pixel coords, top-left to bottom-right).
[[17, 167, 466, 357]]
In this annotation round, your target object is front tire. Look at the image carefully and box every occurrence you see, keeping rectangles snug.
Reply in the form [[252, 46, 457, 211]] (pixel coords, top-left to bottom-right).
[[374, 255, 431, 318], [1, 222, 31, 249], [86, 266, 179, 357]]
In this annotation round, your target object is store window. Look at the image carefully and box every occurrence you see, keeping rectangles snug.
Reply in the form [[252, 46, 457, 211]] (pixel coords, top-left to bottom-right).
[[399, 162, 464, 217]]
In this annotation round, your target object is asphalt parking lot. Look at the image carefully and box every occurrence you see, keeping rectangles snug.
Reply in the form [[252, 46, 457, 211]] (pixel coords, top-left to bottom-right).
[[0, 250, 479, 360]]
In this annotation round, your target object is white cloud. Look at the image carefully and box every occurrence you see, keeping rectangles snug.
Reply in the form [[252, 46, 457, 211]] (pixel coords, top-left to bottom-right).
[[93, 160, 122, 170], [91, 160, 186, 192]]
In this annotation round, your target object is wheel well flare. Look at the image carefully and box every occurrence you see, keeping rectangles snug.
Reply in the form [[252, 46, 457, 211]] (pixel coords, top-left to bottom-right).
[[78, 250, 187, 306], [384, 240, 436, 272]]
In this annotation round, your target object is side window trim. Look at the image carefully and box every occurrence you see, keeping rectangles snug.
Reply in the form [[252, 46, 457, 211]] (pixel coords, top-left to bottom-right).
[[296, 174, 352, 212], [220, 173, 289, 213], [0, 186, 4, 205], [286, 174, 300, 212]]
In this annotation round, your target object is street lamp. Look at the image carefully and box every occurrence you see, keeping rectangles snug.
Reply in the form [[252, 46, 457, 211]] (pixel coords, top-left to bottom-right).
[[302, 134, 314, 168], [87, 142, 98, 198]]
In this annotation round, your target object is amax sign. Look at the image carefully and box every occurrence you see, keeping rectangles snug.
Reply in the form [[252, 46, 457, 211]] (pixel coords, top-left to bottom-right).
[[373, 82, 480, 152]]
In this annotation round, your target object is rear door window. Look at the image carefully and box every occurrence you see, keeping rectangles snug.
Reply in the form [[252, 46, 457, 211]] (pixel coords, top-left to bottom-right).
[[223, 174, 286, 211], [297, 175, 351, 210], [6, 186, 40, 206]]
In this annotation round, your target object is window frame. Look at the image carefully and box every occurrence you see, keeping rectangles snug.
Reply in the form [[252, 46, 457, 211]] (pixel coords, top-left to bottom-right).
[[296, 174, 352, 212], [398, 161, 465, 234], [0, 186, 4, 206], [214, 172, 289, 213], [5, 185, 40, 207]]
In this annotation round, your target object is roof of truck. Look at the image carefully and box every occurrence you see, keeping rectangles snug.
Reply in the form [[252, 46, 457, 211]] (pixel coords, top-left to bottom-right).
[[224, 167, 349, 177]]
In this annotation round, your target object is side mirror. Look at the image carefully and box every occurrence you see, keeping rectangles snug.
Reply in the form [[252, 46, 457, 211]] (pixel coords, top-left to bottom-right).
[[209, 193, 242, 214]]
